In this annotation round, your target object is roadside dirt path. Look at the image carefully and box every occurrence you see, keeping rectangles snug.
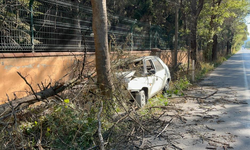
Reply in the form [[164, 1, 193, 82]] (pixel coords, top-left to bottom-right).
[[112, 49, 250, 149], [116, 85, 248, 150]]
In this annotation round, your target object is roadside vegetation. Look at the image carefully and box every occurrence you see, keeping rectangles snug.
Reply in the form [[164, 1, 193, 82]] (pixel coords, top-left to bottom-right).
[[1, 0, 249, 149], [0, 51, 231, 149]]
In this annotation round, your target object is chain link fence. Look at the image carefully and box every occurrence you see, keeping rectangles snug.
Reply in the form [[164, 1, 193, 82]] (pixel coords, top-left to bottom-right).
[[0, 0, 169, 52]]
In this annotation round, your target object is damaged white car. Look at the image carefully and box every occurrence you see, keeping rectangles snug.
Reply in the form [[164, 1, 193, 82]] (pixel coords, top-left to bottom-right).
[[116, 56, 171, 107]]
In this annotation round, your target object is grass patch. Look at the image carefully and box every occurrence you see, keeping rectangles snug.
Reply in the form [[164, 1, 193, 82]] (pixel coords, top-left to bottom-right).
[[167, 76, 191, 96], [148, 94, 169, 107]]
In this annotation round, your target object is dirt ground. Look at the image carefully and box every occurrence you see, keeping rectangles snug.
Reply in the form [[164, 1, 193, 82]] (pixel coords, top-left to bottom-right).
[[112, 84, 248, 150]]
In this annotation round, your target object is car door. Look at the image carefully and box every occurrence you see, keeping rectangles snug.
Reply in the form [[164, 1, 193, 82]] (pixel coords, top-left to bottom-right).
[[150, 58, 166, 95], [144, 59, 157, 97]]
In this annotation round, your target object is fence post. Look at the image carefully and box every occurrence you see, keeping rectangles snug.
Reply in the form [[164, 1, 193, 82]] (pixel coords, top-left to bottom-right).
[[130, 19, 136, 51], [29, 0, 35, 52], [154, 32, 157, 48], [130, 30, 133, 51], [192, 60, 195, 82], [149, 21, 151, 50]]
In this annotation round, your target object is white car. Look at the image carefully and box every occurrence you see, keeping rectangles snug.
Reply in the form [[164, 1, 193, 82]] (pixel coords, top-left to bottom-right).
[[116, 56, 171, 107]]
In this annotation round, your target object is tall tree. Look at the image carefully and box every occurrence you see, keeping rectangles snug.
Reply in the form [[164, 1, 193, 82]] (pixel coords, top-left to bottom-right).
[[210, 0, 222, 61], [198, 0, 249, 60], [189, 0, 204, 63], [174, 0, 180, 68], [91, 0, 113, 96]]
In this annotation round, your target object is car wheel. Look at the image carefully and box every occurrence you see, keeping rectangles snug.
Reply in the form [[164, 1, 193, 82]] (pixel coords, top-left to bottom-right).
[[163, 81, 169, 93], [135, 90, 146, 107]]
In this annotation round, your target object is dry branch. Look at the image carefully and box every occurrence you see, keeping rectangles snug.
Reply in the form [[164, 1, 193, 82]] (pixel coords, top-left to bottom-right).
[[136, 143, 168, 149], [128, 115, 152, 134], [149, 106, 183, 112], [185, 90, 218, 99], [17, 72, 38, 100], [98, 101, 105, 150], [139, 130, 145, 149], [206, 146, 217, 149], [167, 138, 183, 150], [204, 137, 230, 147], [0, 77, 81, 118], [155, 118, 173, 139], [105, 112, 130, 140], [206, 125, 215, 131]]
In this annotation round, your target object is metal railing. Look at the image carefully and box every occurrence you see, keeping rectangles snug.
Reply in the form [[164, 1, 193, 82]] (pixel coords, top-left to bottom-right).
[[0, 0, 168, 52]]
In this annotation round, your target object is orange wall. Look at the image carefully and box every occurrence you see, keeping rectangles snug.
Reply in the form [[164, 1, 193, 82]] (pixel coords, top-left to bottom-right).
[[0, 50, 194, 104]]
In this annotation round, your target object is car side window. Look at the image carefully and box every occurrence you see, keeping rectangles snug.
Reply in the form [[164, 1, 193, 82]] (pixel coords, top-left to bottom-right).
[[152, 58, 164, 72], [145, 60, 155, 74]]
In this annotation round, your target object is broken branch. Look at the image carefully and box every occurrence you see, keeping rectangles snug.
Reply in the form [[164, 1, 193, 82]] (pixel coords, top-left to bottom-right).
[[17, 72, 38, 100], [155, 118, 173, 139], [98, 101, 105, 150]]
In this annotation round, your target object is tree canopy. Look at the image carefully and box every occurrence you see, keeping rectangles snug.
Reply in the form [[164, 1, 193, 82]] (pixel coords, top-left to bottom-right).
[[1, 0, 249, 61], [106, 0, 249, 61]]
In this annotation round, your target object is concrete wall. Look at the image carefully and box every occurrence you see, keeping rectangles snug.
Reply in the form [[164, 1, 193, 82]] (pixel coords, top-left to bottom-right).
[[0, 50, 192, 104]]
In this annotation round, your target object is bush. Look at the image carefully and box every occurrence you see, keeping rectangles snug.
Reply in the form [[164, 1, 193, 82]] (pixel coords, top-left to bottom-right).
[[167, 76, 191, 96], [17, 99, 99, 149]]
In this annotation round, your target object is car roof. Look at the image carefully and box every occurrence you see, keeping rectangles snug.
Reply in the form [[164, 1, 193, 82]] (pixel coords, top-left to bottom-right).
[[133, 56, 160, 62]]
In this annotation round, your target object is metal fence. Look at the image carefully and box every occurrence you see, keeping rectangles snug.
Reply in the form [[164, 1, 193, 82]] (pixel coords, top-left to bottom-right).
[[0, 0, 168, 52]]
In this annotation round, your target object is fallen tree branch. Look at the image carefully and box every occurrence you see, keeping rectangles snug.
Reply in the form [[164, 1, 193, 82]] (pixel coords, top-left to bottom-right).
[[135, 143, 168, 149], [167, 138, 183, 150], [105, 112, 130, 141], [206, 125, 215, 131], [128, 115, 152, 134], [206, 146, 217, 149], [155, 118, 173, 139], [98, 101, 105, 150], [204, 137, 230, 147], [185, 90, 218, 99], [0, 76, 81, 118], [149, 106, 183, 112], [139, 130, 145, 149], [173, 83, 218, 100], [17, 72, 38, 100]]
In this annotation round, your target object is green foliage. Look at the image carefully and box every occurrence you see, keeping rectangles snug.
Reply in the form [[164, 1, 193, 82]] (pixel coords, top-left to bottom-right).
[[196, 54, 231, 80], [167, 77, 191, 97], [195, 62, 215, 80], [148, 94, 169, 107], [198, 0, 249, 59], [19, 100, 99, 149], [245, 41, 250, 48]]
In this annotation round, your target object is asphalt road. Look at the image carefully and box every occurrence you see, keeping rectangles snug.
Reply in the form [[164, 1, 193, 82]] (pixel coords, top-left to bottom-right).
[[200, 48, 250, 149]]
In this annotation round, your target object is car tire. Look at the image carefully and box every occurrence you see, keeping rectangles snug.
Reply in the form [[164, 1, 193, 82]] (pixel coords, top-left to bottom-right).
[[163, 81, 169, 93], [135, 90, 146, 107]]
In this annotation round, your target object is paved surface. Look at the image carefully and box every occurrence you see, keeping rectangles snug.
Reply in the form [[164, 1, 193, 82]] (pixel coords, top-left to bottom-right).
[[199, 48, 250, 149]]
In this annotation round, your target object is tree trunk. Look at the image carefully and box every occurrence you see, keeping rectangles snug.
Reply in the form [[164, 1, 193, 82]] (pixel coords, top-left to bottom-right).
[[227, 41, 231, 55], [190, 17, 197, 62], [91, 0, 113, 96], [174, 2, 179, 68], [208, 0, 222, 61], [212, 34, 218, 61], [189, 0, 204, 63]]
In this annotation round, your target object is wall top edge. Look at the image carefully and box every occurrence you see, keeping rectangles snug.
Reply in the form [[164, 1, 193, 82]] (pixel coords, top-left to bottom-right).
[[0, 50, 176, 58]]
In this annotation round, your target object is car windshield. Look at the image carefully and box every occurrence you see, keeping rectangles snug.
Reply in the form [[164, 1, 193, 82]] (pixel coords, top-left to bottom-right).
[[116, 60, 144, 77]]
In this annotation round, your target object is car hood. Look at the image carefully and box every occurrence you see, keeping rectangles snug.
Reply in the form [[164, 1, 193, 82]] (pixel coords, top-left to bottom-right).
[[116, 71, 148, 92], [116, 70, 136, 80]]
